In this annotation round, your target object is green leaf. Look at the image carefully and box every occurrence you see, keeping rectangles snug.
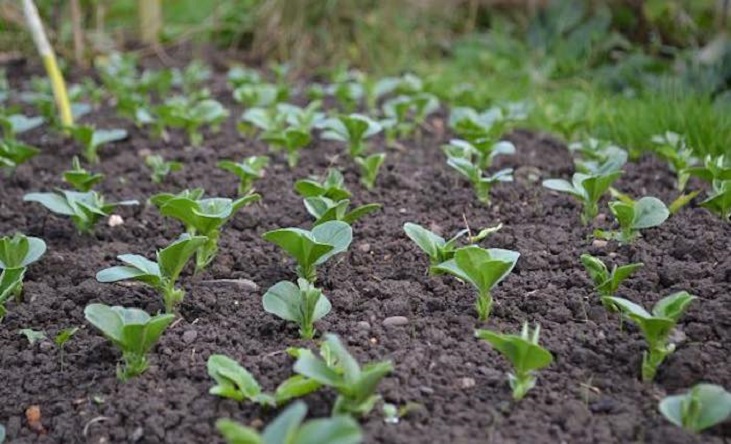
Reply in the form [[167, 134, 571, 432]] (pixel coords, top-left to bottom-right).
[[19, 328, 47, 345], [542, 179, 581, 196], [261, 402, 307, 443], [262, 228, 335, 274], [23, 193, 75, 216], [475, 327, 553, 373], [207, 354, 264, 403], [659, 384, 731, 433], [311, 222, 353, 265], [157, 235, 208, 280], [294, 416, 363, 444], [55, 327, 79, 347], [0, 235, 46, 269], [452, 246, 518, 294], [91, 129, 128, 148], [293, 350, 343, 387], [84, 303, 125, 344], [652, 291, 695, 321], [216, 418, 263, 444], [274, 375, 322, 405], [403, 223, 445, 261], [632, 197, 669, 229]]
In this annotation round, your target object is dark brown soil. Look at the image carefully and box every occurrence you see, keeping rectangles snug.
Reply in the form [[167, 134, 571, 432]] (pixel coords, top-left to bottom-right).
[[1, 66, 730, 444]]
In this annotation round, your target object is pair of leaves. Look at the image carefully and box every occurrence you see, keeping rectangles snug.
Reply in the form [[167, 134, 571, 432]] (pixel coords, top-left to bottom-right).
[[263, 279, 331, 339], [601, 196, 669, 243], [63, 157, 104, 191], [218, 156, 269, 195], [542, 171, 622, 223], [580, 254, 643, 297], [207, 354, 320, 406], [321, 114, 382, 157], [69, 125, 128, 163], [0, 140, 39, 170], [355, 153, 386, 190], [0, 234, 46, 270], [293, 334, 393, 416], [476, 323, 553, 399], [23, 190, 138, 233], [294, 169, 351, 201], [659, 384, 731, 433], [263, 221, 353, 282], [151, 190, 260, 236], [303, 197, 381, 227], [403, 222, 502, 270], [434, 246, 520, 297], [216, 401, 362, 444]]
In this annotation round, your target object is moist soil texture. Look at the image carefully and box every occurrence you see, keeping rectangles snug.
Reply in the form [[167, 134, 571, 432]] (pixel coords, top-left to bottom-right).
[[1, 65, 730, 444]]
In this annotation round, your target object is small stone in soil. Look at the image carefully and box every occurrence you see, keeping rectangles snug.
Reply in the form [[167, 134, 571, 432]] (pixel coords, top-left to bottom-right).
[[458, 377, 476, 389], [107, 214, 124, 227], [382, 316, 409, 327], [419, 386, 435, 395], [356, 321, 371, 330], [592, 239, 607, 248], [182, 330, 198, 344]]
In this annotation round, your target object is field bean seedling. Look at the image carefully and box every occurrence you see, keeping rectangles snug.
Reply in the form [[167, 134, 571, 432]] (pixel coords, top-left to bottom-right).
[[1, 2, 729, 442]]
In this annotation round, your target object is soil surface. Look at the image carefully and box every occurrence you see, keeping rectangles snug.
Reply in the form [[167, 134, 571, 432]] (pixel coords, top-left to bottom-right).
[[1, 65, 730, 444]]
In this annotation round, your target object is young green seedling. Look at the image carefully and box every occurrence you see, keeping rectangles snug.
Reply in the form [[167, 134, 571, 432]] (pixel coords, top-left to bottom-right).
[[687, 155, 731, 221], [0, 114, 44, 137], [145, 155, 183, 184], [263, 221, 352, 282], [263, 278, 331, 339], [0, 233, 46, 301], [63, 157, 104, 191], [303, 197, 381, 227], [96, 235, 207, 313], [84, 303, 175, 381], [218, 156, 269, 195], [261, 127, 311, 168], [580, 254, 643, 309], [238, 107, 286, 137], [24, 190, 138, 233], [443, 138, 516, 170], [0, 139, 39, 172], [151, 189, 260, 271], [233, 83, 281, 108], [542, 171, 622, 224], [277, 101, 326, 132], [651, 131, 698, 191], [446, 151, 513, 204], [68, 125, 128, 164], [293, 334, 393, 416], [157, 97, 229, 146], [595, 196, 670, 244], [355, 153, 386, 190], [19, 328, 47, 346], [294, 169, 351, 201], [321, 114, 383, 158], [659, 384, 731, 433], [569, 139, 627, 175], [216, 401, 362, 444], [603, 291, 695, 381], [207, 354, 320, 406], [55, 326, 78, 368], [434, 246, 519, 321], [476, 323, 553, 400], [403, 222, 502, 275]]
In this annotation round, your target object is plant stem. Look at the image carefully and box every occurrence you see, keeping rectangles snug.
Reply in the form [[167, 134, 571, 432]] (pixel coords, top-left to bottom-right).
[[476, 290, 493, 321], [23, 0, 73, 127], [163, 285, 184, 313], [120, 353, 148, 381]]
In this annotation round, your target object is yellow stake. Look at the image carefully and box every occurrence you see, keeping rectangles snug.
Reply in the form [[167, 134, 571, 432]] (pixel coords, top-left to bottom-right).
[[22, 0, 73, 127]]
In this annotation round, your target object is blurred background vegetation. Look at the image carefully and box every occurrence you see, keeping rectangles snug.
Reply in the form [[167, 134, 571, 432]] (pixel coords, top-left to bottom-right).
[[1, 0, 730, 155]]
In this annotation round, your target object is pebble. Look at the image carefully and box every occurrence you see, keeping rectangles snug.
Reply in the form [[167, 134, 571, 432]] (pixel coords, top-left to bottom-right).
[[182, 330, 197, 344], [357, 243, 371, 253], [130, 426, 144, 442], [419, 386, 435, 395], [200, 279, 259, 291], [356, 321, 371, 330], [458, 377, 476, 389], [668, 328, 687, 345], [382, 316, 409, 327], [107, 215, 124, 227], [592, 239, 608, 248]]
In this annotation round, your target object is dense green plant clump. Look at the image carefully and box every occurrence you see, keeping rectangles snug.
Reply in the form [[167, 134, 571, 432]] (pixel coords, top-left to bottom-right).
[[596, 196, 670, 244], [543, 171, 621, 225], [263, 278, 331, 339]]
